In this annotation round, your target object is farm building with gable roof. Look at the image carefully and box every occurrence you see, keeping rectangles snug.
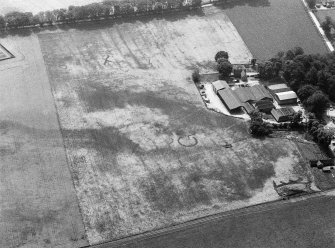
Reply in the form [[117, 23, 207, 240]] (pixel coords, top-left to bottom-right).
[[235, 85, 272, 103], [275, 91, 298, 105], [271, 107, 295, 122], [217, 88, 242, 111], [267, 83, 291, 94]]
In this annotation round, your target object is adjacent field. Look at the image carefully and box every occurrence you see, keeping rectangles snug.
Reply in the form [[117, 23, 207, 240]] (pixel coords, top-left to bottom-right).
[[0, 36, 87, 248], [38, 7, 319, 245], [0, 0, 102, 15], [222, 0, 329, 59]]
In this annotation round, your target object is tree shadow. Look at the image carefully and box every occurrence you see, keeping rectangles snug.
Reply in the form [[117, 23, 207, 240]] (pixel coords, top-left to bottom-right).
[[214, 0, 270, 9]]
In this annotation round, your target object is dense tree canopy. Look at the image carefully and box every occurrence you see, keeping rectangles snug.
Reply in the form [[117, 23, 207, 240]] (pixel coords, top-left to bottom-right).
[[215, 51, 229, 61], [217, 60, 233, 78], [258, 47, 335, 117], [249, 111, 272, 136]]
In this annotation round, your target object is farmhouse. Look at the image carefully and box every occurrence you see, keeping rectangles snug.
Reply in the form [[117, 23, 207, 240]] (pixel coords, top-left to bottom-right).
[[271, 107, 295, 122], [212, 80, 229, 94], [274, 91, 298, 105]]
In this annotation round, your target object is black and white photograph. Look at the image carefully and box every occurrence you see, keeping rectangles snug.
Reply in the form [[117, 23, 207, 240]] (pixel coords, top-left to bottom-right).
[[1, 0, 335, 247]]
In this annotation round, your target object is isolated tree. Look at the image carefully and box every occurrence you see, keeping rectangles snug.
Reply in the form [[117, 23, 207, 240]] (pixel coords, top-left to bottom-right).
[[215, 51, 229, 61], [217, 60, 233, 77]]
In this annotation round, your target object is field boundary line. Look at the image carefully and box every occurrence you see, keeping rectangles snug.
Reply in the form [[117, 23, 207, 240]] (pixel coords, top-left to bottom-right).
[[300, 0, 334, 52], [35, 36, 90, 246]]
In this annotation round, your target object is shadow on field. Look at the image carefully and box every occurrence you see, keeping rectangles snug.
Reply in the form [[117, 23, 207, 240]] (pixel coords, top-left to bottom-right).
[[215, 0, 270, 9], [0, 9, 205, 38]]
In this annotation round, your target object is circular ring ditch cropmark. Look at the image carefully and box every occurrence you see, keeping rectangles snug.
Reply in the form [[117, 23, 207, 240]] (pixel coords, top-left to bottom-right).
[[178, 135, 198, 147]]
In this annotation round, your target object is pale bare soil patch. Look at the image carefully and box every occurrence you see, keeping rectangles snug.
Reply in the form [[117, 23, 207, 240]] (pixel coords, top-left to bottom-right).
[[38, 7, 315, 245], [0, 36, 87, 248]]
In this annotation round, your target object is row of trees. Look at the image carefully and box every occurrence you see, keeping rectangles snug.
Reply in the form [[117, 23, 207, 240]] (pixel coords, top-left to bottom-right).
[[0, 0, 201, 29], [258, 47, 332, 117], [215, 51, 233, 78]]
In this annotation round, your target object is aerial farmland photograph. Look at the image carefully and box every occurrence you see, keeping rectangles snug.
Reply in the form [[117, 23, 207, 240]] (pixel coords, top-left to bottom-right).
[[2, 0, 335, 247]]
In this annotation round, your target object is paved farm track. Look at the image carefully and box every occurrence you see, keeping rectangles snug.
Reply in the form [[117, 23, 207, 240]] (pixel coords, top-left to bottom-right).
[[222, 0, 329, 59]]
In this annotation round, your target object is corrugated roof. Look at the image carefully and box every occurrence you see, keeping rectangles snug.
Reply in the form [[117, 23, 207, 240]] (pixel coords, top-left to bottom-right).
[[217, 88, 242, 110], [271, 107, 295, 118], [234, 87, 255, 102], [271, 87, 291, 94], [242, 102, 255, 114], [250, 85, 273, 100], [276, 91, 297, 101], [235, 85, 272, 103], [255, 100, 274, 110], [212, 80, 229, 91], [268, 83, 289, 90]]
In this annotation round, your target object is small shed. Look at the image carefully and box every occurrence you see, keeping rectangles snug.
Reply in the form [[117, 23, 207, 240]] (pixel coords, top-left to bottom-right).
[[212, 80, 229, 94]]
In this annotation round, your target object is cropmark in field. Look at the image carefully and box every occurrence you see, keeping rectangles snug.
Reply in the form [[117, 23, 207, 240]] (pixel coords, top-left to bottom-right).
[[39, 6, 316, 245]]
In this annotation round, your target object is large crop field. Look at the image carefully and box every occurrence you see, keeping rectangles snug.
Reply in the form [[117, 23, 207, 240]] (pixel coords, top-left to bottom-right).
[[36, 6, 320, 245], [223, 0, 329, 59]]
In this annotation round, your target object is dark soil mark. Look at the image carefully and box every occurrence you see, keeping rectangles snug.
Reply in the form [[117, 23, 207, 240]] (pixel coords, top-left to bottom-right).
[[63, 127, 140, 154], [77, 83, 241, 130]]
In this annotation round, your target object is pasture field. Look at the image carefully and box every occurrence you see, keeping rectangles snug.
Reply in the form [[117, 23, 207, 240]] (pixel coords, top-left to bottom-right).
[[222, 0, 329, 59], [0, 36, 87, 247], [38, 7, 320, 245]]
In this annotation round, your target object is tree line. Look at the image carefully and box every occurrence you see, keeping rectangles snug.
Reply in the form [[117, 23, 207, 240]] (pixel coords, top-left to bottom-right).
[[0, 0, 201, 29], [258, 47, 333, 118]]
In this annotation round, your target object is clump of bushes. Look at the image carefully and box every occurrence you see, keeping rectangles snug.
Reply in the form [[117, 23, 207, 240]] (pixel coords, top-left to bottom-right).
[[249, 110, 272, 136], [307, 115, 334, 147], [192, 68, 200, 83]]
